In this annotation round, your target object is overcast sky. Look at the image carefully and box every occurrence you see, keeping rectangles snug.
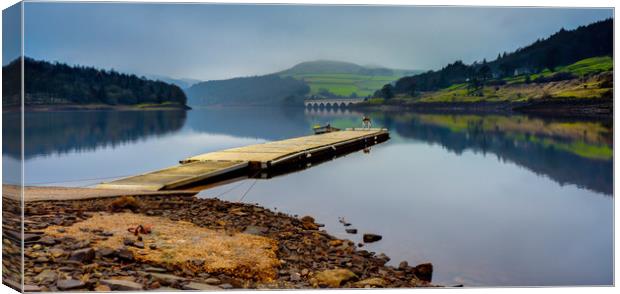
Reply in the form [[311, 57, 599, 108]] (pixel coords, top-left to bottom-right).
[[19, 3, 613, 81]]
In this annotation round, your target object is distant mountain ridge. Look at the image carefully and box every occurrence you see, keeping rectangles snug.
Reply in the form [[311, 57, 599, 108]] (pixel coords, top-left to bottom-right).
[[279, 60, 419, 77], [187, 60, 419, 106], [145, 74, 201, 89], [186, 74, 310, 106]]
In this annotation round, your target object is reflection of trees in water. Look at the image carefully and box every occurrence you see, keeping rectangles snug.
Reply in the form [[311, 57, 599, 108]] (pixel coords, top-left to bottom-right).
[[3, 110, 187, 159], [381, 114, 612, 196], [186, 107, 311, 141]]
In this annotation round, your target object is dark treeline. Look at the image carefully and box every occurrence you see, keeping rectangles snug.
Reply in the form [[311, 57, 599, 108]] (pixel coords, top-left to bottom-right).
[[186, 74, 310, 106], [2, 57, 187, 107], [386, 18, 613, 96]]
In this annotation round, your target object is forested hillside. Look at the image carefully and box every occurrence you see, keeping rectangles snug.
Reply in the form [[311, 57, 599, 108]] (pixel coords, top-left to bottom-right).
[[2, 58, 188, 107], [386, 18, 613, 96], [186, 74, 310, 106]]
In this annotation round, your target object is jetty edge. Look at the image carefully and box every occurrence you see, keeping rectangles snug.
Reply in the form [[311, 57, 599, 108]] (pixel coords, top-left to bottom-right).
[[96, 128, 390, 191]]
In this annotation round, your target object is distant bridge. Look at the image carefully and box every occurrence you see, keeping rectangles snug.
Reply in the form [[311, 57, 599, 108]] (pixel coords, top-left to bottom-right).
[[304, 98, 366, 108]]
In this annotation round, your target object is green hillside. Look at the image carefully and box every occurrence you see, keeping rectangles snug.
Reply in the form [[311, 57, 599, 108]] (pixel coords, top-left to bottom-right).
[[279, 60, 420, 97], [412, 56, 613, 103], [385, 18, 613, 99]]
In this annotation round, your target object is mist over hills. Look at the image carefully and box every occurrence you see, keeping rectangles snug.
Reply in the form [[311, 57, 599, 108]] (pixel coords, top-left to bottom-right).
[[186, 60, 419, 106]]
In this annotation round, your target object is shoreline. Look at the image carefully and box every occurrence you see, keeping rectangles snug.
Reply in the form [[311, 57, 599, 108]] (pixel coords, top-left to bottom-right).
[[351, 97, 613, 118], [3, 191, 436, 291], [2, 103, 191, 112]]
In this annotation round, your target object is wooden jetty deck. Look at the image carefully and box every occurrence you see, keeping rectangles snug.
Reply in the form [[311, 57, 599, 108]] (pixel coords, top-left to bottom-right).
[[96, 128, 389, 191]]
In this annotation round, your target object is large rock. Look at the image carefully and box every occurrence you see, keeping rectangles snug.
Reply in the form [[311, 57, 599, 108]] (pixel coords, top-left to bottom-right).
[[300, 216, 319, 230], [70, 248, 95, 263], [115, 247, 134, 261], [362, 234, 382, 243], [314, 269, 357, 288], [57, 279, 85, 290], [413, 263, 433, 282], [101, 279, 144, 291]]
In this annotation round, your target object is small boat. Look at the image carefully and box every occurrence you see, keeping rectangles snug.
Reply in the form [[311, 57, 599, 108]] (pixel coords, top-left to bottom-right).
[[313, 124, 340, 134]]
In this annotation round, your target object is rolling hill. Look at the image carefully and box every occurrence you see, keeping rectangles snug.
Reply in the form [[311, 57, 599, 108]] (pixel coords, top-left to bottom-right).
[[186, 60, 420, 106], [279, 60, 420, 97]]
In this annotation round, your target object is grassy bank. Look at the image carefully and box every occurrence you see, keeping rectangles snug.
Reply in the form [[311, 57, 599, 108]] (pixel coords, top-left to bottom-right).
[[363, 57, 612, 112]]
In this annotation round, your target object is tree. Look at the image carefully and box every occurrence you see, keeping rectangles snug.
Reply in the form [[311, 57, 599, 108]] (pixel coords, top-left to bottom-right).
[[380, 84, 394, 100], [478, 64, 491, 81]]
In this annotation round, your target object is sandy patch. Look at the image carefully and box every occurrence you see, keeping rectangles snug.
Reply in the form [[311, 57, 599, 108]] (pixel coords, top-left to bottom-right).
[[44, 212, 280, 281]]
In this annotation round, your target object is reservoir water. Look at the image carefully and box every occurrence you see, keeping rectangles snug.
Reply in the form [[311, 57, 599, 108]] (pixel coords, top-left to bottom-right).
[[3, 107, 613, 286]]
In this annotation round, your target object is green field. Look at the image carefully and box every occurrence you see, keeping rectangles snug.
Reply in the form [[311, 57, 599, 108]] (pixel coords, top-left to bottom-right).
[[505, 56, 613, 84], [282, 72, 412, 97]]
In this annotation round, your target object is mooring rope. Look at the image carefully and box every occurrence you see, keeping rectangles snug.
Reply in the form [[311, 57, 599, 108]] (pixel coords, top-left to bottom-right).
[[238, 179, 258, 203]]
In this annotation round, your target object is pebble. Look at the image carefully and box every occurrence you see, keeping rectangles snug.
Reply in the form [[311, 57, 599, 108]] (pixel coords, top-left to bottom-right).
[[96, 247, 115, 257], [219, 283, 234, 289], [183, 282, 220, 291], [100, 279, 144, 291], [23, 284, 42, 292], [204, 277, 221, 285], [147, 272, 186, 284], [94, 285, 111, 291], [345, 228, 358, 234], [56, 279, 85, 290], [70, 247, 95, 263], [39, 236, 57, 246], [398, 261, 409, 270], [290, 273, 301, 282], [144, 266, 167, 273], [34, 269, 57, 284]]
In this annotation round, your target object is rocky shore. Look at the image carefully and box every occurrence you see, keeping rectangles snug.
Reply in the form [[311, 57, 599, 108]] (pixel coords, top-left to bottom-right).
[[5, 194, 435, 291]]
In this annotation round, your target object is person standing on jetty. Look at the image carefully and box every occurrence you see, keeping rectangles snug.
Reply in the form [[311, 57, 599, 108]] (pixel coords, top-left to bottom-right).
[[362, 116, 372, 129]]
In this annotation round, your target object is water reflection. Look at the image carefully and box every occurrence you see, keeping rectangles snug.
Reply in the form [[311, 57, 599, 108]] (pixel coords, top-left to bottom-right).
[[16, 107, 612, 286], [384, 113, 613, 195], [304, 110, 613, 196], [16, 107, 612, 195], [4, 110, 187, 159]]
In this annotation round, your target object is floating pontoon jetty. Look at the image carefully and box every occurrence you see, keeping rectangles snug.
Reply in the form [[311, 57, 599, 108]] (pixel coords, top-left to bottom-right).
[[96, 128, 389, 191]]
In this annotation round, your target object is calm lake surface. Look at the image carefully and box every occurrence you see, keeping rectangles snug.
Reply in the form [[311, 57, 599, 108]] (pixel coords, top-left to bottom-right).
[[4, 107, 613, 286]]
